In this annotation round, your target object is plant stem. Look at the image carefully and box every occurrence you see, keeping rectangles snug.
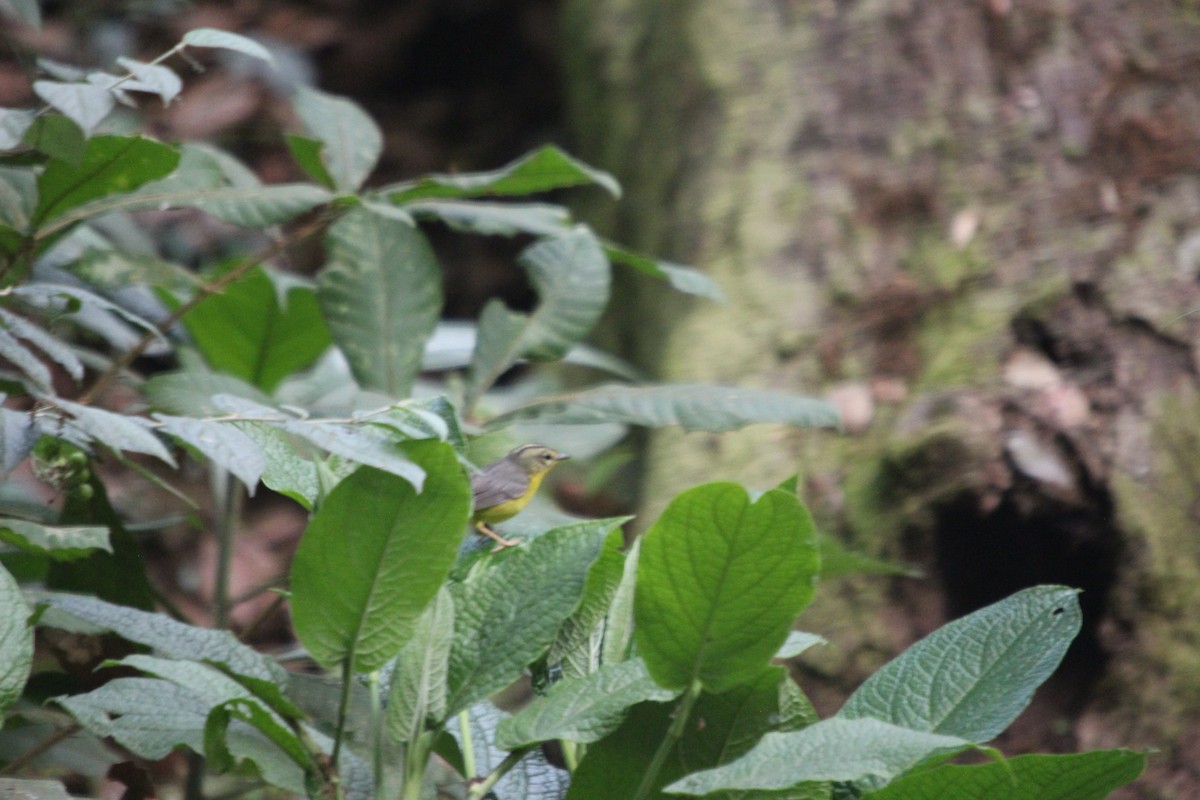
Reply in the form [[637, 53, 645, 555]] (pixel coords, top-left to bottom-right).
[[331, 655, 355, 769], [465, 747, 533, 800], [212, 473, 241, 630], [458, 709, 476, 780], [0, 723, 80, 775], [368, 671, 384, 800], [400, 732, 433, 800], [561, 739, 580, 773], [632, 681, 701, 800]]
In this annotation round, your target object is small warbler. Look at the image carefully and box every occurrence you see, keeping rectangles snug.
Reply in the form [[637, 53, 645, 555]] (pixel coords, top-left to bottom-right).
[[471, 444, 569, 548]]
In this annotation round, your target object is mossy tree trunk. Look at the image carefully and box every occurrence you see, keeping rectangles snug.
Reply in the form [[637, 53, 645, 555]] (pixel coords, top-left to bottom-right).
[[564, 2, 1200, 796]]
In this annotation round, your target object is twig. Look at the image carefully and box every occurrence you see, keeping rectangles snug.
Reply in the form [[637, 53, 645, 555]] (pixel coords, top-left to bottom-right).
[[78, 213, 330, 405], [0, 723, 81, 775], [465, 746, 534, 800]]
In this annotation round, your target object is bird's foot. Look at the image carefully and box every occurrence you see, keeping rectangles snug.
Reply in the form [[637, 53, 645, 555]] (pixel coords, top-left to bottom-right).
[[477, 523, 519, 550]]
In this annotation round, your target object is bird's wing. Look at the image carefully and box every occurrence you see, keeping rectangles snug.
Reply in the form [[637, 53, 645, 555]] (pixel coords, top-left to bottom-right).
[[471, 462, 528, 509]]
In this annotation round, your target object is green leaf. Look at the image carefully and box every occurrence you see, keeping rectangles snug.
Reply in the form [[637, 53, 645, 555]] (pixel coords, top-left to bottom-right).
[[211, 394, 426, 489], [45, 479, 156, 610], [486, 384, 843, 433], [106, 654, 310, 777], [405, 199, 570, 237], [318, 206, 442, 396], [114, 58, 182, 104], [495, 658, 677, 750], [818, 534, 919, 579], [0, 518, 110, 560], [290, 442, 471, 672], [568, 667, 819, 800], [293, 87, 381, 193], [387, 144, 620, 202], [603, 243, 725, 303], [205, 697, 315, 779], [13, 283, 162, 340], [21, 114, 85, 164], [56, 676, 211, 759], [234, 421, 320, 508], [602, 535, 640, 665], [54, 400, 175, 465], [635, 483, 819, 692], [0, 406, 36, 475], [37, 592, 286, 683], [0, 166, 36, 228], [466, 227, 610, 407], [144, 370, 272, 416], [666, 718, 978, 795], [0, 563, 32, 714], [445, 518, 620, 715], [285, 133, 335, 188], [55, 676, 308, 793], [181, 28, 274, 63], [0, 308, 84, 382], [0, 108, 37, 150], [33, 135, 180, 225], [182, 267, 332, 392], [837, 586, 1082, 742], [548, 525, 628, 677], [153, 415, 266, 494], [176, 183, 332, 227], [72, 249, 202, 294], [386, 585, 454, 743], [0, 327, 51, 389], [863, 749, 1147, 800], [31, 81, 114, 136]]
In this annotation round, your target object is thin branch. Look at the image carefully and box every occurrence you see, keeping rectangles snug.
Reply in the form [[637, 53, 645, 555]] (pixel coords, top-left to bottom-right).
[[78, 213, 330, 405], [0, 723, 81, 775]]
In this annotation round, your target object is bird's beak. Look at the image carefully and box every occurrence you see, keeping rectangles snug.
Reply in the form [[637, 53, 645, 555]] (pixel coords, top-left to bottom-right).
[[555, 453, 570, 461]]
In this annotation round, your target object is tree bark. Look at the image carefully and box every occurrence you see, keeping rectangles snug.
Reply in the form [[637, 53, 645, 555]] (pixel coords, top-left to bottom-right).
[[564, 2, 1200, 796]]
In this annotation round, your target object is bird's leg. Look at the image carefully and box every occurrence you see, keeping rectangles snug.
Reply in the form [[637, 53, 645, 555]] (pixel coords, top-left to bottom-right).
[[475, 522, 519, 549]]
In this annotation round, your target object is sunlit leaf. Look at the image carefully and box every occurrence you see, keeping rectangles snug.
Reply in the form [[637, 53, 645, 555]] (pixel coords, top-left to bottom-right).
[[635, 483, 819, 692], [290, 443, 471, 672], [182, 267, 331, 392], [31, 135, 179, 226]]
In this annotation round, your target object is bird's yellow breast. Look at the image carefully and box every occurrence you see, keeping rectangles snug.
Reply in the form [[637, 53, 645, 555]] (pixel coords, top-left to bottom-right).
[[472, 470, 547, 524]]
